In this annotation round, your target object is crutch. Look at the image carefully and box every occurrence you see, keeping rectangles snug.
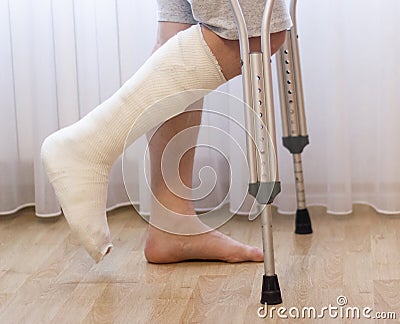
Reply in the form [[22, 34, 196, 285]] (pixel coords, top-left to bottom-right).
[[229, 0, 283, 305], [276, 0, 312, 235]]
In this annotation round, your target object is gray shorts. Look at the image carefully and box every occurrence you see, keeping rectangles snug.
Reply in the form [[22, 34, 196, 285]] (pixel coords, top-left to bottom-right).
[[157, 0, 292, 40]]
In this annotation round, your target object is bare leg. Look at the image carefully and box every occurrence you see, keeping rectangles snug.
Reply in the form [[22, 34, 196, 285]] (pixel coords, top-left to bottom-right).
[[144, 23, 286, 263]]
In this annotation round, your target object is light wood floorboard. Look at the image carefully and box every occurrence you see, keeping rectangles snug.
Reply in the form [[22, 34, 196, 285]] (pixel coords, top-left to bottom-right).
[[0, 205, 400, 323]]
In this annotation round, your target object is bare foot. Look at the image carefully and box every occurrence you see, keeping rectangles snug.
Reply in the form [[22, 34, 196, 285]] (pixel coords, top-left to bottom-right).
[[144, 224, 263, 264]]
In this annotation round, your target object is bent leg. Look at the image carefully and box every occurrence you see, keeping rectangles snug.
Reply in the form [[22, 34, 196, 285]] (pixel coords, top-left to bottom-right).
[[41, 23, 225, 262], [145, 24, 287, 263], [41, 16, 285, 263]]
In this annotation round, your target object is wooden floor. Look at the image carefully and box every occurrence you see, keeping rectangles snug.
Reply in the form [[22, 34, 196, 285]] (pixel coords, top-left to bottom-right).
[[1, 205, 400, 323]]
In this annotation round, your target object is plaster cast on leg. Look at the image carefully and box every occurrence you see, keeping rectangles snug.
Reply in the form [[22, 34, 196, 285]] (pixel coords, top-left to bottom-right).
[[41, 25, 226, 262]]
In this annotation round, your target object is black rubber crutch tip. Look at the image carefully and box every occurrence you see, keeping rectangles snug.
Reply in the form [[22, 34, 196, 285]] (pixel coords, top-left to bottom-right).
[[260, 275, 282, 305], [295, 208, 313, 234]]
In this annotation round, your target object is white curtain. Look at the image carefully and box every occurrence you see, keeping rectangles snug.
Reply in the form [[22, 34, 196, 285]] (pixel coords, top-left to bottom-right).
[[1, 0, 399, 218]]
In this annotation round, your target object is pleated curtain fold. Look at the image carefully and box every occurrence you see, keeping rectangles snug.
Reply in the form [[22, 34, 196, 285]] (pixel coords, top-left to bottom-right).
[[1, 0, 399, 218]]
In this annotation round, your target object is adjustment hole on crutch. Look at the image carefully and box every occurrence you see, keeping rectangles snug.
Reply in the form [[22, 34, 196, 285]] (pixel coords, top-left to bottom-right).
[[289, 100, 293, 103], [286, 70, 291, 74], [257, 75, 261, 81], [285, 60, 290, 64], [258, 100, 262, 106], [288, 90, 292, 94], [258, 88, 262, 93], [284, 50, 289, 54], [287, 80, 291, 84]]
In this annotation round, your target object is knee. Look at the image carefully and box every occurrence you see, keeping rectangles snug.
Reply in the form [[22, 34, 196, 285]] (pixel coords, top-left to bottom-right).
[[270, 30, 286, 55]]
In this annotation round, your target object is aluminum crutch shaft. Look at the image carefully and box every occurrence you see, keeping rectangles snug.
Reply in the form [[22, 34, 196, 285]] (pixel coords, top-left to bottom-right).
[[229, 0, 258, 185], [229, 0, 282, 305], [276, 0, 312, 234]]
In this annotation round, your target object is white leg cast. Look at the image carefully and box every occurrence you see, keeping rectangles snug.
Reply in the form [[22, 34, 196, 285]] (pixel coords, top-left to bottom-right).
[[41, 25, 226, 262]]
